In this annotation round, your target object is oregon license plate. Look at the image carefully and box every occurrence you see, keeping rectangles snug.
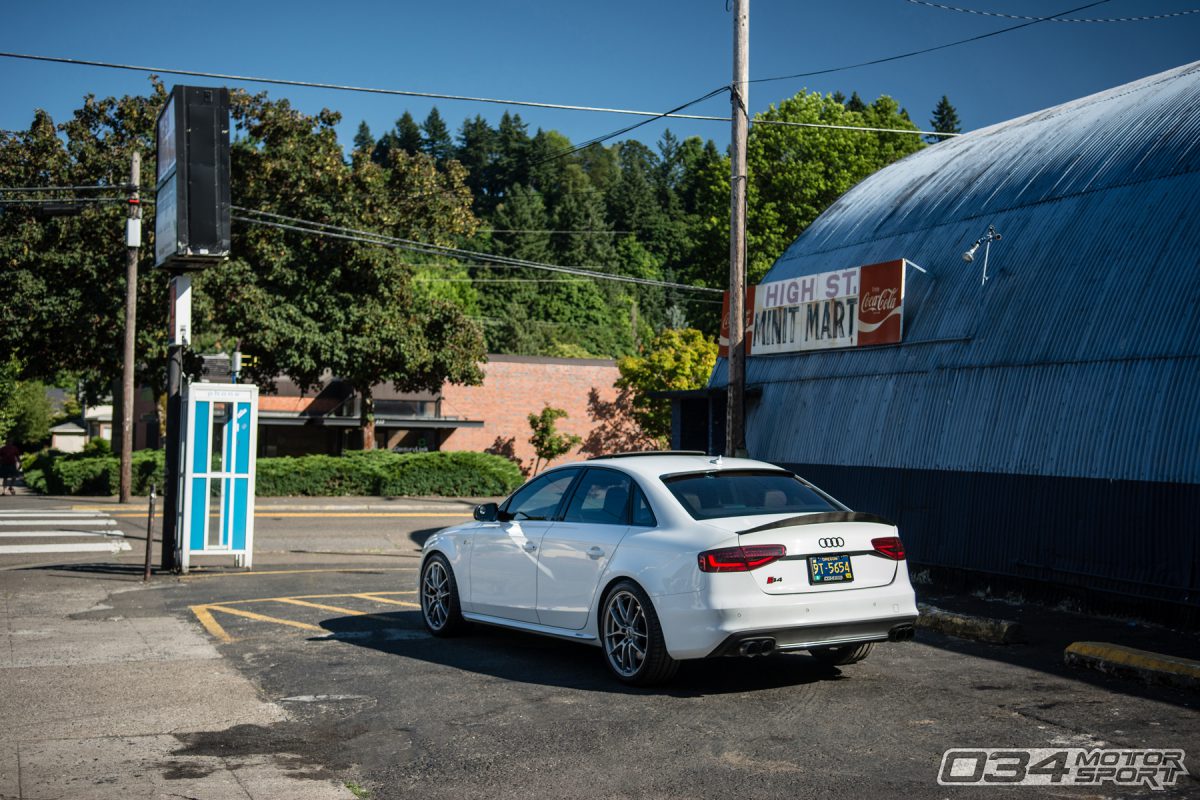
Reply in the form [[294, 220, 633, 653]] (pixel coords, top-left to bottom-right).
[[809, 554, 854, 584]]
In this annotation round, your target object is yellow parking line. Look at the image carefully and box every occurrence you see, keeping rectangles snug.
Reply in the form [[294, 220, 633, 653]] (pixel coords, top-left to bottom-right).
[[190, 605, 233, 644], [356, 594, 420, 608], [204, 604, 325, 632], [275, 598, 366, 615]]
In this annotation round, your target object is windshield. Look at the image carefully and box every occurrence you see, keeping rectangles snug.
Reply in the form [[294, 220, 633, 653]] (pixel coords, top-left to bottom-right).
[[662, 470, 839, 520]]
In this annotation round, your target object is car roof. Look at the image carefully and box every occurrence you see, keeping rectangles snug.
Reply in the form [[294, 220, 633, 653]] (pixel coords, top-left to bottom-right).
[[555, 453, 784, 480]]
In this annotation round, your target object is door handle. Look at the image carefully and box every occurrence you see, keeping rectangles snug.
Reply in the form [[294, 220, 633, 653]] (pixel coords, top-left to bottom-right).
[[522, 541, 538, 552], [587, 546, 604, 559]]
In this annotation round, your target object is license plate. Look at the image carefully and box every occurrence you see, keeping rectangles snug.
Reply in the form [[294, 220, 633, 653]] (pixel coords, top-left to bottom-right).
[[809, 554, 854, 584]]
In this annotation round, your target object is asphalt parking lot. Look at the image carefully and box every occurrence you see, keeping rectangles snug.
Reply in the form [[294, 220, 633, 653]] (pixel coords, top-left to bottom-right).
[[3, 499, 1199, 798]]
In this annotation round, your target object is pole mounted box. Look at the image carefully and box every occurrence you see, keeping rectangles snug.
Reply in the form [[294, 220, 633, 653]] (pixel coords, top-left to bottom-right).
[[155, 85, 231, 270]]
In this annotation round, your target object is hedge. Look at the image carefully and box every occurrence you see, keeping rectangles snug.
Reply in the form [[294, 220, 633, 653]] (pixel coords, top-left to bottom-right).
[[24, 449, 523, 498]]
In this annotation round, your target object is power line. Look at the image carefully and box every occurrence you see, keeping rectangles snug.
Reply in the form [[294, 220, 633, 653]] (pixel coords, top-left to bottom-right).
[[906, 0, 1200, 23], [532, 87, 731, 165], [230, 206, 723, 294], [480, 229, 634, 235], [0, 50, 738, 123], [749, 0, 1114, 84]]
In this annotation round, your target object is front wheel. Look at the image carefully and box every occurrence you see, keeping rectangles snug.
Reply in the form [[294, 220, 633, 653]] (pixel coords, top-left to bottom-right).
[[600, 581, 678, 686], [421, 554, 465, 637], [809, 641, 874, 666]]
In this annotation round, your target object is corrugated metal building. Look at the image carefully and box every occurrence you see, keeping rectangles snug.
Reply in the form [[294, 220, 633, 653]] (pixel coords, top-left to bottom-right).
[[708, 61, 1200, 615]]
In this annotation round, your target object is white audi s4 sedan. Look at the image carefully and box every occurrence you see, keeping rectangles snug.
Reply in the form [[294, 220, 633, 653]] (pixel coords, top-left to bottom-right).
[[419, 452, 919, 685]]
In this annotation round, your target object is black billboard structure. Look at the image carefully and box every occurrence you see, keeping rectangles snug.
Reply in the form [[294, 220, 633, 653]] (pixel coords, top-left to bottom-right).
[[155, 85, 232, 571], [155, 85, 231, 270]]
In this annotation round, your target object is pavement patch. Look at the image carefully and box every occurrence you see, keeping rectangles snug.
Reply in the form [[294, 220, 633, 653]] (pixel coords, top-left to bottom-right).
[[1064, 641, 1200, 690], [917, 602, 1025, 644]]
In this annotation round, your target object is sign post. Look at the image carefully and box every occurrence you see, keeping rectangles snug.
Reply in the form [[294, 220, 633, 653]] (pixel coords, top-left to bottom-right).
[[155, 85, 232, 570]]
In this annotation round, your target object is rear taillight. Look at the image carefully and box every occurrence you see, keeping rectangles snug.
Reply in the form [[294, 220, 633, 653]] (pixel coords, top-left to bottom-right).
[[872, 536, 906, 560], [697, 544, 787, 572]]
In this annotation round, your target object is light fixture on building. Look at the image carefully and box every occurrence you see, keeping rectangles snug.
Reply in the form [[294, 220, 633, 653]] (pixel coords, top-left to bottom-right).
[[963, 225, 1002, 284]]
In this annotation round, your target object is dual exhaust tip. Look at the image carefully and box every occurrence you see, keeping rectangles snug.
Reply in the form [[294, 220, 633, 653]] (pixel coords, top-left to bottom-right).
[[738, 638, 777, 657], [738, 625, 914, 656]]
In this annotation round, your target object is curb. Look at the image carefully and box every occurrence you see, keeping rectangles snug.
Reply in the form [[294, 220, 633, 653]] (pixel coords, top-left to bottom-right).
[[1064, 641, 1200, 690], [917, 603, 1025, 644]]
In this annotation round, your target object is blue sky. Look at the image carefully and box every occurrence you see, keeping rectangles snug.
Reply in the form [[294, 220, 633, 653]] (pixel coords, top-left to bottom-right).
[[2, 1, 1199, 153]]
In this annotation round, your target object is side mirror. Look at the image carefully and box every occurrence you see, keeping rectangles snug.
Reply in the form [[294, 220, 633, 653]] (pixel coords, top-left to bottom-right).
[[474, 502, 499, 522]]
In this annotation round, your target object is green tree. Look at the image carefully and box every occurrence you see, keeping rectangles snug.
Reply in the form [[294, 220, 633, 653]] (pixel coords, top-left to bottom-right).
[[456, 115, 498, 213], [928, 95, 962, 143], [421, 107, 454, 166], [746, 90, 924, 281], [353, 121, 375, 155], [0, 86, 168, 404], [0, 358, 19, 443], [7, 380, 52, 449], [197, 91, 486, 448], [527, 405, 581, 473], [616, 328, 717, 442]]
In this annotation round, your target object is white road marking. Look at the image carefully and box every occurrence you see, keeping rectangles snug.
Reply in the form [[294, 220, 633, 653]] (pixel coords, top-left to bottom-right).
[[0, 519, 116, 526], [0, 530, 125, 538], [0, 541, 131, 554], [0, 510, 111, 517]]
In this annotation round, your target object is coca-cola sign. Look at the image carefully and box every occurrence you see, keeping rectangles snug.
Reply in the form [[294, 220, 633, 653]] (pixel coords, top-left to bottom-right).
[[746, 259, 906, 354]]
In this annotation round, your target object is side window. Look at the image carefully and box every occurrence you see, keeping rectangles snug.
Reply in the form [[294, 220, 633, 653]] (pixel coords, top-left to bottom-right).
[[562, 469, 632, 525], [631, 484, 657, 528], [504, 470, 577, 521]]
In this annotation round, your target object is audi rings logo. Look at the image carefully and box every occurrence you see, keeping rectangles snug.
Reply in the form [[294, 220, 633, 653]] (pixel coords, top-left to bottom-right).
[[818, 537, 845, 548]]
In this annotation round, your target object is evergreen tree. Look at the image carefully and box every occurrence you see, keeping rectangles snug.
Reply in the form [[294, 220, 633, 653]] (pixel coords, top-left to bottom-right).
[[395, 111, 423, 155], [353, 121, 374, 155], [928, 95, 962, 143], [421, 107, 454, 166], [831, 90, 847, 106], [846, 91, 867, 112], [495, 112, 531, 197], [456, 115, 498, 214]]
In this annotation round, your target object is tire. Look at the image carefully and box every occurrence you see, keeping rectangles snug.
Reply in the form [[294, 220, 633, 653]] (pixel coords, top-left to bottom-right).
[[809, 641, 874, 666], [420, 553, 465, 637], [600, 580, 679, 686]]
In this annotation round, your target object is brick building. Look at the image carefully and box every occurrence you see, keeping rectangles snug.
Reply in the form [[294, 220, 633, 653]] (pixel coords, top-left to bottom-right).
[[255, 354, 620, 469]]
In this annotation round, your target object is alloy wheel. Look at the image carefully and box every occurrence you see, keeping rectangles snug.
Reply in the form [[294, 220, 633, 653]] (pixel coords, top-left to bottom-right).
[[603, 589, 648, 678], [422, 559, 451, 631]]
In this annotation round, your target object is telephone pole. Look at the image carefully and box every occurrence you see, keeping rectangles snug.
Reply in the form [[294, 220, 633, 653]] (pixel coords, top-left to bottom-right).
[[727, 0, 749, 458], [119, 151, 141, 503]]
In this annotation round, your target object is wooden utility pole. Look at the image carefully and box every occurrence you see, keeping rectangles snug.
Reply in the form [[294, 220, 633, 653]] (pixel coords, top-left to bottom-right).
[[727, 0, 749, 457], [119, 151, 141, 503]]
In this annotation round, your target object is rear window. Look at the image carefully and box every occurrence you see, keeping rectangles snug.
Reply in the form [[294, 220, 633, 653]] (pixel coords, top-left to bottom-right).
[[662, 470, 839, 520]]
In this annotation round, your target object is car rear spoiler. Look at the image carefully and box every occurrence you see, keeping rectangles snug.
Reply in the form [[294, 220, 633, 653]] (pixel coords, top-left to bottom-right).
[[738, 511, 895, 536]]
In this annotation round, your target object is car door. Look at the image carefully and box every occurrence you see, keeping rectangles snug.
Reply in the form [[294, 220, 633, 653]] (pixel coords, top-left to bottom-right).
[[468, 468, 579, 623], [536, 467, 634, 630]]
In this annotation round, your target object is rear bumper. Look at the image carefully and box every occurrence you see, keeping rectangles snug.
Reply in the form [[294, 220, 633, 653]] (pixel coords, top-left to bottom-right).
[[653, 578, 919, 660], [705, 616, 916, 657]]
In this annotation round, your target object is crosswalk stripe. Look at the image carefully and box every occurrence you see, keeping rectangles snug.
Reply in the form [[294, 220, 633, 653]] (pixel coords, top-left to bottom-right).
[[0, 541, 131, 554], [0, 510, 110, 517], [0, 530, 124, 538], [0, 519, 116, 527]]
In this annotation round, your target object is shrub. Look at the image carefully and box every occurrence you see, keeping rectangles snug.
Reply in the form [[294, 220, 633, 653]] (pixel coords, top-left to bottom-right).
[[23, 449, 521, 498]]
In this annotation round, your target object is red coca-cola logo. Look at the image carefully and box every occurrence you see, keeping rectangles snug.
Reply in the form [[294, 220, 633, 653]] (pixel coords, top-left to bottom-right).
[[861, 287, 899, 313]]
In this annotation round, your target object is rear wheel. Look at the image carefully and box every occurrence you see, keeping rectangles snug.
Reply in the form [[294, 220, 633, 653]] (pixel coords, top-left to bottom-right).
[[421, 554, 465, 637], [809, 642, 874, 666], [600, 581, 678, 686]]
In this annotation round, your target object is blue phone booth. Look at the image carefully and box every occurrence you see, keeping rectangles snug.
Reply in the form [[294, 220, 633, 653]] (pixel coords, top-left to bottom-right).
[[177, 383, 258, 572]]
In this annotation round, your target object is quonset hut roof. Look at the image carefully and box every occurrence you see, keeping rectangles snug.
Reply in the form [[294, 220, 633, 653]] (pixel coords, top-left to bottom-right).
[[714, 60, 1200, 486]]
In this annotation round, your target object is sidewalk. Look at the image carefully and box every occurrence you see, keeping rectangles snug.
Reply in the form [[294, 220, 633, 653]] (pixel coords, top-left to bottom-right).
[[0, 554, 358, 799]]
